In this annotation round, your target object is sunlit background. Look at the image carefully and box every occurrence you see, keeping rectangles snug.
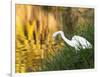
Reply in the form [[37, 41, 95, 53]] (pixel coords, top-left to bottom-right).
[[15, 4, 94, 73]]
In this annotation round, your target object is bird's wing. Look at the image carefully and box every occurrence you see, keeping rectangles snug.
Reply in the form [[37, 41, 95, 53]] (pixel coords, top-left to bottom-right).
[[72, 35, 92, 48]]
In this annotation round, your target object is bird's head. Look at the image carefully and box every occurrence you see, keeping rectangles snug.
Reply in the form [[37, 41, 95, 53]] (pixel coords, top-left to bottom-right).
[[52, 31, 63, 40]]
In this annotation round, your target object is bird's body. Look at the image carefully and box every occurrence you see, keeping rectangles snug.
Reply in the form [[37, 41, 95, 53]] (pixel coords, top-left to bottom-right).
[[53, 31, 92, 50]]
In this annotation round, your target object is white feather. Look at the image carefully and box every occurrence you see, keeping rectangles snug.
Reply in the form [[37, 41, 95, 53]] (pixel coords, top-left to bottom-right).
[[53, 31, 92, 50]]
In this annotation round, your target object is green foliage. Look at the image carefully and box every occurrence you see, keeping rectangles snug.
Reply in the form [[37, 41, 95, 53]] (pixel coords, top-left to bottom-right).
[[41, 25, 94, 71]]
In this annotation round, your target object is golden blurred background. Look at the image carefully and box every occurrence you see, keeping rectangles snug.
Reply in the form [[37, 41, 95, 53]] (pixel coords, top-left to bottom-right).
[[16, 4, 64, 73], [15, 4, 94, 73]]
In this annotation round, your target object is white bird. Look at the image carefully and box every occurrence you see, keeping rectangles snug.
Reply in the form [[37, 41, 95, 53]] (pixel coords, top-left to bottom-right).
[[53, 31, 92, 50]]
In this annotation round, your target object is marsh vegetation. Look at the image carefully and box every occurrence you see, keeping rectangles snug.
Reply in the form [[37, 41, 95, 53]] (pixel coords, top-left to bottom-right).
[[15, 4, 94, 73]]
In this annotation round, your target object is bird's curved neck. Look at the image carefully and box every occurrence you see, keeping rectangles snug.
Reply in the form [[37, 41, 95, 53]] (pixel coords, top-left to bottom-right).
[[60, 32, 74, 47]]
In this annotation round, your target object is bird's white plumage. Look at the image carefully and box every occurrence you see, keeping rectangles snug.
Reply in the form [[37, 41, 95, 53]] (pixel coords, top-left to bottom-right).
[[53, 31, 92, 50]]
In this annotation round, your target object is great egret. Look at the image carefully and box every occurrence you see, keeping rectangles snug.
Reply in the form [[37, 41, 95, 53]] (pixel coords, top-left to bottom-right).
[[53, 31, 92, 50]]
